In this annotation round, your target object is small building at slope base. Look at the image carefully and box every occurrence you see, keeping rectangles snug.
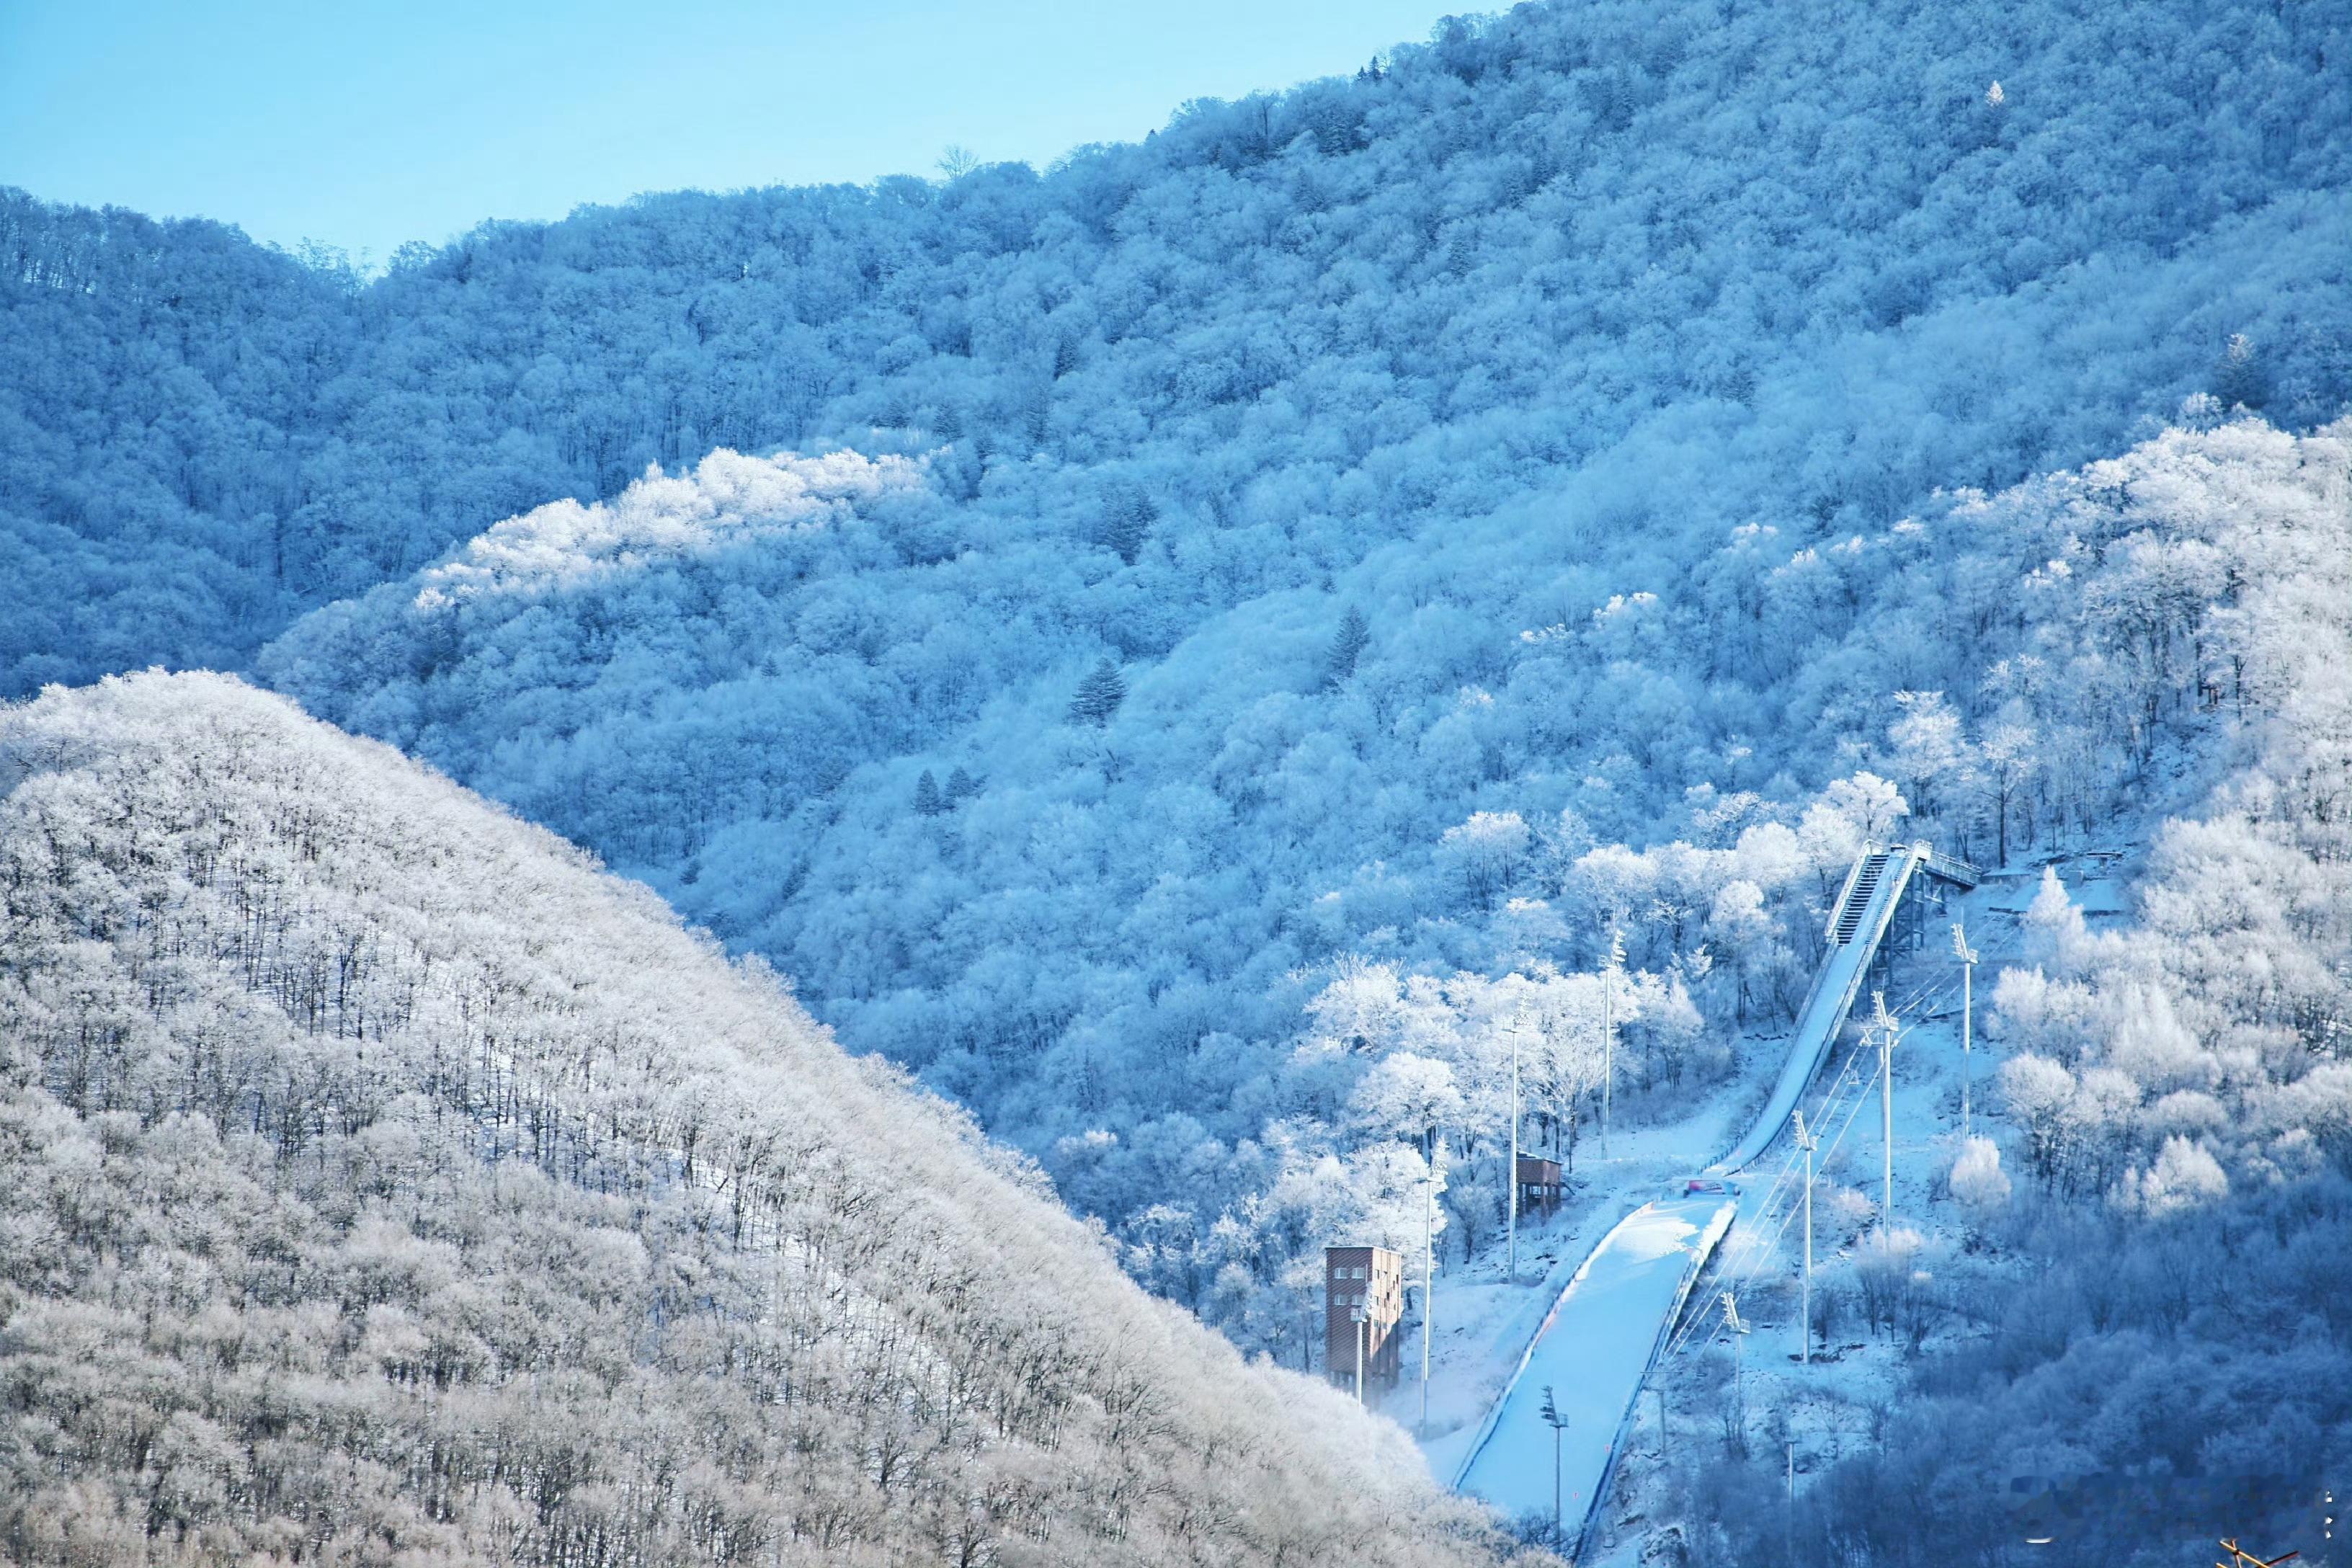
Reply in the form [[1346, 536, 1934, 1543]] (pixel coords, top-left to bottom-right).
[[1517, 1154, 1565, 1215]]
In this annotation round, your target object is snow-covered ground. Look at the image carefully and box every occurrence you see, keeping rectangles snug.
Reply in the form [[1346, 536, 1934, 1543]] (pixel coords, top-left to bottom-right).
[[1400, 1087, 1759, 1487], [1453, 1193, 1735, 1539], [1403, 845, 1936, 1541]]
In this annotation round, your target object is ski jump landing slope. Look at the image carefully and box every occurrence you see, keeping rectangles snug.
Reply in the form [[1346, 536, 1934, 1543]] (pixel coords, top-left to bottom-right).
[[1451, 1194, 1734, 1534], [1453, 842, 1973, 1544]]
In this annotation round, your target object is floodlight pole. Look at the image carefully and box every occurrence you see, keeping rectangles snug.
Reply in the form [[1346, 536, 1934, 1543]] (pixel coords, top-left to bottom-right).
[[1602, 926, 1623, 1155], [1508, 1020, 1523, 1281], [1786, 1440, 1797, 1564], [1539, 1384, 1569, 1538], [1874, 992, 1897, 1234], [1882, 1015, 1894, 1232], [1421, 1142, 1444, 1434], [1953, 922, 1979, 1140], [1795, 1110, 1818, 1366], [1721, 1291, 1750, 1441]]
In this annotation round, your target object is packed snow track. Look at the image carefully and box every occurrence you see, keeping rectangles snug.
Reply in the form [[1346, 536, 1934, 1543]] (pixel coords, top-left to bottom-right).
[[1451, 1195, 1734, 1538]]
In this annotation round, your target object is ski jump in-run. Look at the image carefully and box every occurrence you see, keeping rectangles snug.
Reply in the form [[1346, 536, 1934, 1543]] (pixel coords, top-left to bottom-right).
[[1451, 841, 1978, 1554]]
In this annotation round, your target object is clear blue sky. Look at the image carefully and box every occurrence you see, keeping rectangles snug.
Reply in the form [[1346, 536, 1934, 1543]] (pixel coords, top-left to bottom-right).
[[1, 0, 1458, 264]]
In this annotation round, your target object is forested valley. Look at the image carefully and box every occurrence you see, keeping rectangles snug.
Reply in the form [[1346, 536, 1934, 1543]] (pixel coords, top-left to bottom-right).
[[6, 0, 2352, 1559]]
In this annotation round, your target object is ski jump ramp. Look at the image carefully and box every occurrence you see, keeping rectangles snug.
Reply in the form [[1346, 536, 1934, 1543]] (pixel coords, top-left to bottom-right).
[[1709, 840, 1970, 1174], [1451, 1193, 1734, 1544], [1453, 841, 1976, 1547]]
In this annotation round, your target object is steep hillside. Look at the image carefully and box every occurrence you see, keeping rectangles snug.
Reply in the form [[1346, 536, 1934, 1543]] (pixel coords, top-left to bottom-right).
[[228, 5, 2352, 1309], [0, 672, 1523, 1568], [9, 0, 2340, 1366], [1791, 418, 2352, 1564], [259, 368, 2352, 1353], [10, 0, 2352, 1558], [7, 0, 2348, 703], [0, 203, 360, 691]]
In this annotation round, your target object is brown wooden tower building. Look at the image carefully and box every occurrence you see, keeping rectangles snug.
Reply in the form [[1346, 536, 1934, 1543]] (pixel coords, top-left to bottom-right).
[[1517, 1154, 1564, 1215], [1324, 1245, 1404, 1396]]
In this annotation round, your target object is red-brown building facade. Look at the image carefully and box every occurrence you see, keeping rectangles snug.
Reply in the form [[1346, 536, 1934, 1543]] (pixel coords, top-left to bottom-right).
[[1324, 1245, 1404, 1395], [1517, 1154, 1564, 1214]]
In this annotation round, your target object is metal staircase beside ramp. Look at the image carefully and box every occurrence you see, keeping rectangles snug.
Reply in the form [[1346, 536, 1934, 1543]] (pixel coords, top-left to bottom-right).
[[1832, 851, 1889, 944]]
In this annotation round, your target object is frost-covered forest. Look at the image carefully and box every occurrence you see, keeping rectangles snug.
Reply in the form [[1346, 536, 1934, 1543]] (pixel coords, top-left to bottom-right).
[[225, 0, 2345, 1360], [0, 673, 1523, 1568], [1672, 418, 2352, 1565], [7, 0, 2352, 1559], [259, 410, 2352, 1360]]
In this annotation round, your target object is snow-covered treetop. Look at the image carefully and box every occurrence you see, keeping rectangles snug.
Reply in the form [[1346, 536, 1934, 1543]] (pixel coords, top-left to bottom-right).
[[414, 447, 932, 605]]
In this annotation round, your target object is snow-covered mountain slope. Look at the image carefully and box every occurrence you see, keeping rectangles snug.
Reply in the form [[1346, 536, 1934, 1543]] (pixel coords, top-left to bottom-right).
[[1433, 403, 2348, 1566], [8, 0, 2348, 708], [1605, 421, 2352, 1564], [9, 0, 2352, 1552], [259, 393, 2352, 1353], [0, 672, 1525, 1568], [9, 0, 2349, 1353], [188, 0, 2345, 1342]]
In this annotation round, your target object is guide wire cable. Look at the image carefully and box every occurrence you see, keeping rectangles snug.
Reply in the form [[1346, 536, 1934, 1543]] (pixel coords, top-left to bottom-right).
[[1664, 1042, 1863, 1361], [1665, 984, 1925, 1363], [1665, 1043, 1885, 1362]]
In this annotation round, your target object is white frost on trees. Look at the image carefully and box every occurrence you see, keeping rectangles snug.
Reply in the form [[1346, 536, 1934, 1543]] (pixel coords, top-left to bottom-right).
[[0, 672, 1512, 1568], [1948, 1135, 2013, 1211]]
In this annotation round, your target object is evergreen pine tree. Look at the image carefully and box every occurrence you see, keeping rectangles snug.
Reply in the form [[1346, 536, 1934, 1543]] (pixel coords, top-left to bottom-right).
[[1100, 492, 1154, 566], [946, 765, 980, 801], [1069, 659, 1127, 726], [914, 769, 945, 816], [1321, 605, 1371, 690], [2215, 331, 2268, 409]]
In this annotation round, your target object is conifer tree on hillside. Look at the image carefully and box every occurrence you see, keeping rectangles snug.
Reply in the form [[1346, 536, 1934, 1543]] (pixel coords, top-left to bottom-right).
[[1098, 491, 1155, 566], [2215, 331, 2268, 410], [1322, 605, 1371, 690], [1069, 659, 1126, 726], [914, 768, 946, 816]]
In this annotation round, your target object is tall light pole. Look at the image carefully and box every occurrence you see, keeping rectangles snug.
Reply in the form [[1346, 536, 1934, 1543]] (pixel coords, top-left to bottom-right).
[[1951, 922, 1979, 1140], [1786, 1440, 1797, 1564], [1421, 1139, 1446, 1433], [1507, 1017, 1524, 1281], [1872, 991, 1899, 1235], [1602, 925, 1624, 1155], [1539, 1384, 1569, 1539], [1794, 1110, 1817, 1366], [1722, 1291, 1750, 1447]]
